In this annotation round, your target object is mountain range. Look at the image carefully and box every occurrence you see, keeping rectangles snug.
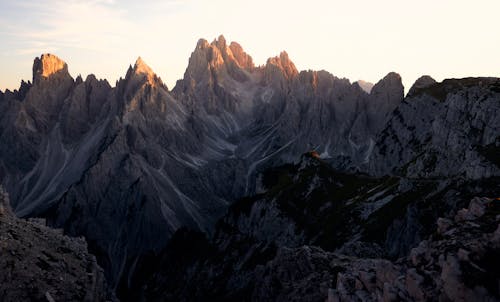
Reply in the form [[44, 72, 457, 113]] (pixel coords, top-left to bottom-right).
[[0, 35, 499, 301]]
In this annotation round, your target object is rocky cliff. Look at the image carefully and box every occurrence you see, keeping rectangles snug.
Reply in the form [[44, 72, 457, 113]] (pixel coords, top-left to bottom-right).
[[0, 187, 114, 301], [369, 77, 500, 179]]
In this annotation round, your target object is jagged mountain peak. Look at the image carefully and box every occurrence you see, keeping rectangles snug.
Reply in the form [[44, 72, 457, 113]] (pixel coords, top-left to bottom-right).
[[371, 72, 403, 95], [203, 35, 254, 70], [85, 73, 98, 83], [134, 56, 155, 76], [229, 41, 254, 70], [178, 35, 255, 90], [32, 53, 70, 84], [75, 74, 84, 85], [407, 75, 437, 97], [123, 56, 163, 88], [380, 71, 402, 83], [15, 80, 33, 100], [365, 72, 405, 132], [184, 36, 225, 78], [190, 35, 228, 66], [210, 35, 255, 71], [265, 51, 298, 80], [212, 34, 227, 49]]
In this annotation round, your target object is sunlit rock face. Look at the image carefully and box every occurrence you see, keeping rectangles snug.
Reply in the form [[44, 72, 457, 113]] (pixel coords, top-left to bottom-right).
[[2, 36, 498, 294], [264, 51, 299, 82], [32, 53, 69, 83]]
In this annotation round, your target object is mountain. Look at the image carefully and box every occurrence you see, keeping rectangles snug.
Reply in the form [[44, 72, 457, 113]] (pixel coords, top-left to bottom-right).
[[0, 37, 405, 289], [0, 35, 499, 300]]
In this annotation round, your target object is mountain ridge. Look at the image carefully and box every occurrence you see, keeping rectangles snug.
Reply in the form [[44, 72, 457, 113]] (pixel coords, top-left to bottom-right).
[[0, 36, 498, 299], [1, 37, 382, 96]]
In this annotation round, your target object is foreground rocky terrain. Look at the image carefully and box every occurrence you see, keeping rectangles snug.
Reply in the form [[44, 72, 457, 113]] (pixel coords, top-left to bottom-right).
[[0, 35, 499, 300], [0, 187, 113, 301], [127, 155, 500, 301], [327, 196, 500, 302]]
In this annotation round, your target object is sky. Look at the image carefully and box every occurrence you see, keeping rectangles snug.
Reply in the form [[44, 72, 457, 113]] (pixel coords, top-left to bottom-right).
[[1, 0, 499, 92]]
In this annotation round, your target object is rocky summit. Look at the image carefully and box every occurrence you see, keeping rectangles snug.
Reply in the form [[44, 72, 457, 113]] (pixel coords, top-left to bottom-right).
[[0, 36, 499, 301]]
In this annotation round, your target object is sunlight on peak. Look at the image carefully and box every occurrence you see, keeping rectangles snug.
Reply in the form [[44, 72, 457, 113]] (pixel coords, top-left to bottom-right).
[[0, 0, 499, 91], [134, 56, 155, 76]]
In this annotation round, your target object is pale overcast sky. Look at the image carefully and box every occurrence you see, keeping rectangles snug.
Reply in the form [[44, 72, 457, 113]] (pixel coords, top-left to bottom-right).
[[1, 0, 499, 92]]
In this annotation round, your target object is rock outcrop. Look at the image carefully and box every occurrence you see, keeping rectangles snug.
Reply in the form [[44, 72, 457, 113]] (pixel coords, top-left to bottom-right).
[[327, 197, 500, 302], [32, 53, 70, 84], [367, 72, 405, 133], [407, 75, 436, 97], [370, 77, 500, 179], [127, 57, 164, 88], [0, 187, 114, 301], [264, 51, 299, 82]]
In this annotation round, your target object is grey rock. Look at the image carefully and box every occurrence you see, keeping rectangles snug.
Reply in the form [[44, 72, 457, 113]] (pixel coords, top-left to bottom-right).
[[407, 75, 436, 97], [369, 77, 500, 179], [305, 197, 500, 302], [0, 187, 114, 301], [437, 217, 453, 234], [455, 197, 492, 222], [367, 72, 405, 133]]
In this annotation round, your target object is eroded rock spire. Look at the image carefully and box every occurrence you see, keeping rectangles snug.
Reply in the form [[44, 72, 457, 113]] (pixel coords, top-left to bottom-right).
[[32, 54, 69, 84]]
